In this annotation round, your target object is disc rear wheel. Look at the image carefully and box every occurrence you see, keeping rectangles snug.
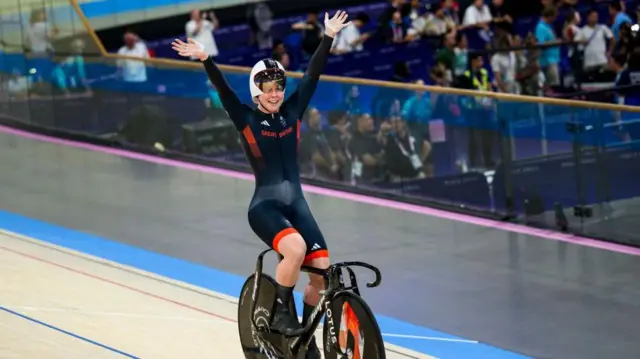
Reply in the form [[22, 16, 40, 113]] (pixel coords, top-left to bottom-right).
[[322, 291, 386, 359], [238, 273, 282, 359]]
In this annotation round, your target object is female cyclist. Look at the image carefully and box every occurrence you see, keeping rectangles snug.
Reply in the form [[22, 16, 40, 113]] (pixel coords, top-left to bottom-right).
[[172, 10, 352, 358]]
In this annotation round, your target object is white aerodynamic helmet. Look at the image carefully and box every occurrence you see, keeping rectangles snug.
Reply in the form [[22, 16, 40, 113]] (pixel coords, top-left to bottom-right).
[[249, 58, 287, 98]]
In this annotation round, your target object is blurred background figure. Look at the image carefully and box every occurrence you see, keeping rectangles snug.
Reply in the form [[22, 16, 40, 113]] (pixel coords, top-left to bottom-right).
[[271, 39, 291, 69], [185, 9, 219, 60], [27, 8, 59, 55], [52, 39, 91, 97], [247, 0, 273, 49], [330, 12, 371, 54], [116, 30, 149, 86], [382, 115, 433, 181], [299, 107, 341, 181], [349, 113, 387, 184], [292, 10, 324, 56]]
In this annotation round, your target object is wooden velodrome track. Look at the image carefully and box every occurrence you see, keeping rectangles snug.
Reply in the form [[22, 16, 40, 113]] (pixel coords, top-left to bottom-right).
[[0, 230, 432, 359]]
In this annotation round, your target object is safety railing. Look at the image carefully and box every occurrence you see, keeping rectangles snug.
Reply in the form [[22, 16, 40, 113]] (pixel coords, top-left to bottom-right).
[[1, 0, 639, 248]]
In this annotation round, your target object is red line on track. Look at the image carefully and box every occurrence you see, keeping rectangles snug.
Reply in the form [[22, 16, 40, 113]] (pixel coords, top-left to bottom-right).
[[0, 244, 237, 323]]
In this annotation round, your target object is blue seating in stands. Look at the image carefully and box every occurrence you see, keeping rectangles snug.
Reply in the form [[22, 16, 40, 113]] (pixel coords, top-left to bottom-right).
[[139, 0, 638, 82]]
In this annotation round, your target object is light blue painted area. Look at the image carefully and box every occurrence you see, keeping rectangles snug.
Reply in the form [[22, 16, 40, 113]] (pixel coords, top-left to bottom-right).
[[78, 0, 207, 19], [0, 0, 227, 35], [0, 209, 530, 359]]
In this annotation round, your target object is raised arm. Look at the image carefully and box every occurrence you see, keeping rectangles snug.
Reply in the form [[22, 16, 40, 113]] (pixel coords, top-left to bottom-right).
[[201, 56, 244, 113], [286, 11, 352, 117], [172, 38, 246, 129]]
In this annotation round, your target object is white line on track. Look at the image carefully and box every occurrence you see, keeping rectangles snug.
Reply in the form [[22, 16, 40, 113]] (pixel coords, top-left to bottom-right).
[[6, 305, 479, 344], [1, 305, 225, 323], [382, 333, 479, 344]]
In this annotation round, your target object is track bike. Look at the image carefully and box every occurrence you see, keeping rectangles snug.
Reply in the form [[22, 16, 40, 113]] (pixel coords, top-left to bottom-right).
[[237, 248, 386, 359]]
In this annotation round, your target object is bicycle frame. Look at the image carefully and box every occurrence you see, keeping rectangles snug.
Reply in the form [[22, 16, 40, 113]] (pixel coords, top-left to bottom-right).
[[248, 248, 381, 357]]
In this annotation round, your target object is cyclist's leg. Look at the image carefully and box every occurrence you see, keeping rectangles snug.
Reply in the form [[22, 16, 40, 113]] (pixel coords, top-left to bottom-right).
[[289, 199, 329, 358], [248, 201, 306, 334]]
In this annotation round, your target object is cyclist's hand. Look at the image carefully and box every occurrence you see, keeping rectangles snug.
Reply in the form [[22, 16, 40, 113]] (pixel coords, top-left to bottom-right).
[[171, 38, 208, 61], [324, 10, 351, 38]]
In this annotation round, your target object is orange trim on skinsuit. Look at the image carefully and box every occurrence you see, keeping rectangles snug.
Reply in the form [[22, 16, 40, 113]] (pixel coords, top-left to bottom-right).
[[272, 228, 298, 252], [242, 126, 262, 158], [303, 249, 329, 264]]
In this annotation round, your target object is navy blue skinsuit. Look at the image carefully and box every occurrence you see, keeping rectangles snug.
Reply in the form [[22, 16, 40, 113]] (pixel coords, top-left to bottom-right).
[[201, 35, 333, 263]]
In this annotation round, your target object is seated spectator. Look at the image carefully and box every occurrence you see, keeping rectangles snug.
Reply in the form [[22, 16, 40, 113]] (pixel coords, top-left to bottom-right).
[[423, 1, 457, 37], [3, 69, 30, 98], [371, 61, 413, 119], [325, 110, 353, 181], [271, 40, 291, 69], [575, 9, 614, 75], [387, 10, 416, 43], [338, 85, 364, 114], [348, 113, 387, 184], [331, 12, 371, 54], [452, 32, 469, 83], [185, 9, 219, 60], [51, 39, 90, 96], [430, 62, 448, 86], [382, 116, 433, 180], [462, 0, 493, 41], [404, 0, 434, 41], [379, 0, 409, 32], [407, 0, 425, 20], [435, 30, 457, 84], [443, 0, 461, 26], [300, 107, 340, 180], [292, 11, 324, 56], [535, 5, 562, 87], [401, 79, 433, 123], [491, 34, 520, 93]]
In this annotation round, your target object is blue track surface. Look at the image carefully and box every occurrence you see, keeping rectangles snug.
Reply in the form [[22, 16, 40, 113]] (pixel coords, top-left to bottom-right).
[[0, 209, 529, 359]]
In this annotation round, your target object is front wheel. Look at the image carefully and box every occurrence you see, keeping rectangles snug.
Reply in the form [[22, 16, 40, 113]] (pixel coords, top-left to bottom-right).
[[322, 291, 386, 359], [238, 273, 282, 359]]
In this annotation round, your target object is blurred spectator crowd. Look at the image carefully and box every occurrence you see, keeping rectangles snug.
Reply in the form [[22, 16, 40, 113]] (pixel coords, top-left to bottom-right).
[[285, 0, 640, 184], [1, 0, 639, 189]]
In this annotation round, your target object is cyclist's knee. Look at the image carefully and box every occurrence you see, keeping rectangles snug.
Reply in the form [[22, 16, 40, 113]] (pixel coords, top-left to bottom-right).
[[277, 233, 307, 264]]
